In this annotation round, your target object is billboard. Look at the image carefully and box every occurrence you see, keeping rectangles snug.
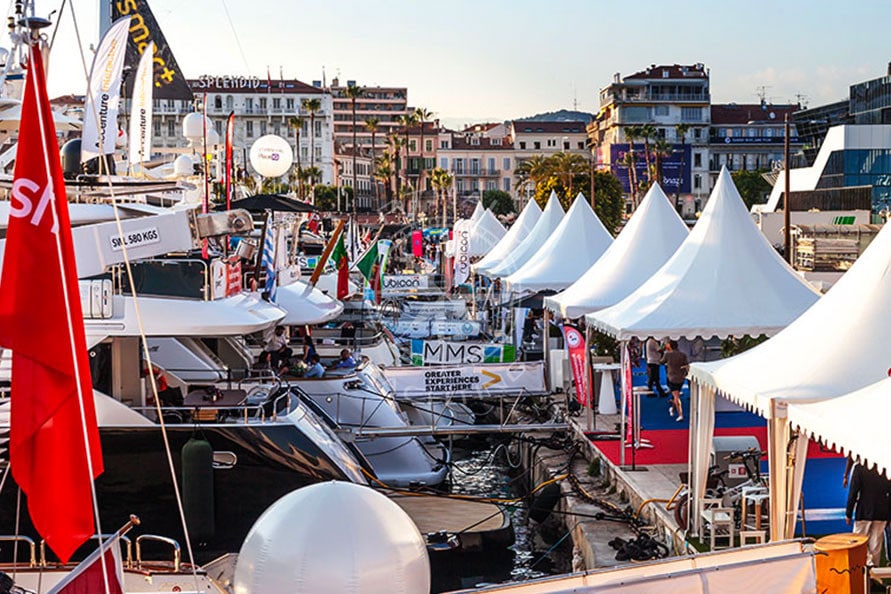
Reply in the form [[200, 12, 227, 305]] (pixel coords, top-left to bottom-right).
[[610, 143, 691, 195]]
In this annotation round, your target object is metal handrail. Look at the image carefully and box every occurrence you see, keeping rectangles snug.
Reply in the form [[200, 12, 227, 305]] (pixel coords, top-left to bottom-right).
[[38, 534, 131, 568], [136, 534, 181, 572], [0, 535, 36, 567]]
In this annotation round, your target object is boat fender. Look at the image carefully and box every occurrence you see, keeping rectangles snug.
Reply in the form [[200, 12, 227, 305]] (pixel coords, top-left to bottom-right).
[[182, 437, 215, 541], [528, 482, 562, 523]]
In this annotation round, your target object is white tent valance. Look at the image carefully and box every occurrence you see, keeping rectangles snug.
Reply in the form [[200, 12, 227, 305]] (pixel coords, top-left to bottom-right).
[[503, 193, 612, 294], [544, 183, 688, 319], [786, 378, 891, 477], [473, 200, 541, 275], [586, 168, 820, 341]]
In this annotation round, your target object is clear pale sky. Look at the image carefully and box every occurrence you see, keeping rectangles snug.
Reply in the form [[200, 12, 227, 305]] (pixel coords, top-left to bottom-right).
[[42, 0, 887, 129]]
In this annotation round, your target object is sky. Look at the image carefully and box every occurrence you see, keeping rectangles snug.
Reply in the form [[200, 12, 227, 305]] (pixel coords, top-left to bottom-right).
[[40, 0, 888, 129]]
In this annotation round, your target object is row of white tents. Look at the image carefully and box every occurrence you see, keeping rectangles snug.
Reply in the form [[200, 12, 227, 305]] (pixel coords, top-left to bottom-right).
[[459, 166, 891, 541]]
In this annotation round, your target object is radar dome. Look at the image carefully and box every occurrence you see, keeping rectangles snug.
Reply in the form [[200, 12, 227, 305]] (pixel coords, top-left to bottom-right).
[[248, 134, 293, 178], [173, 154, 194, 177], [182, 112, 212, 142], [233, 481, 429, 594]]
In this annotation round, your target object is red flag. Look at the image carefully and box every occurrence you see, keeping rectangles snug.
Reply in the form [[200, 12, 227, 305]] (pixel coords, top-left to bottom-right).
[[0, 45, 103, 563], [47, 536, 124, 594], [562, 325, 591, 406]]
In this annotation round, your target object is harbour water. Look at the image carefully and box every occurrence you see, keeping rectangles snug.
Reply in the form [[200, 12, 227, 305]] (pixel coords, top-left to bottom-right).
[[430, 439, 571, 592]]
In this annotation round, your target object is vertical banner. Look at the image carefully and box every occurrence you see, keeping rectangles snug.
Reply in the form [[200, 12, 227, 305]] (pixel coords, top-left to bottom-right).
[[562, 324, 591, 406], [623, 342, 634, 444], [81, 17, 131, 163], [128, 41, 154, 164], [514, 307, 529, 347], [411, 229, 423, 258], [453, 220, 471, 286]]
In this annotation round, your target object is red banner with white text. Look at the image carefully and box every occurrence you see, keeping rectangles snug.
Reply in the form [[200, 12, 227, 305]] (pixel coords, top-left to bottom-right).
[[562, 325, 591, 406]]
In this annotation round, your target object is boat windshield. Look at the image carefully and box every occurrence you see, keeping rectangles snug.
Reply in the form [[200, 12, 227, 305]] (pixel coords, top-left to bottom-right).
[[359, 361, 396, 398]]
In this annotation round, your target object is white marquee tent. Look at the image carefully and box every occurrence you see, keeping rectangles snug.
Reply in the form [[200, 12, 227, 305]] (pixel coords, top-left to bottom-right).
[[586, 168, 820, 341], [504, 194, 613, 294], [485, 192, 564, 278], [468, 201, 484, 224], [468, 209, 507, 258], [473, 200, 541, 275], [544, 184, 688, 319], [688, 214, 891, 540]]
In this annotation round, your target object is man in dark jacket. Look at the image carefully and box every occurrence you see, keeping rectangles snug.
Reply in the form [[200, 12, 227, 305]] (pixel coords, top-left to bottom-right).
[[846, 463, 891, 567]]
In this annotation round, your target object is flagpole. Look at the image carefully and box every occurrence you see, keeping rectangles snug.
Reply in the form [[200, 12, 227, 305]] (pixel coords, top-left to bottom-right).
[[310, 219, 345, 286]]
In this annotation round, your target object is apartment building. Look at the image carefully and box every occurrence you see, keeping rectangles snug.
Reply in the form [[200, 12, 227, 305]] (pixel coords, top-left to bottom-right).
[[329, 78, 409, 157]]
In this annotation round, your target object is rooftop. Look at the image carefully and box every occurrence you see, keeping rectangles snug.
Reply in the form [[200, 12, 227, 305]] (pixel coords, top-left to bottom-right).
[[711, 103, 800, 125], [623, 63, 709, 81]]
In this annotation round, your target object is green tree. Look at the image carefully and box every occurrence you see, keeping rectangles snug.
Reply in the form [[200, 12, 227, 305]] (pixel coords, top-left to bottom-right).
[[639, 123, 656, 189], [396, 112, 418, 213], [482, 189, 516, 216], [624, 125, 641, 206], [732, 169, 773, 209], [314, 185, 354, 212], [652, 139, 673, 186], [287, 115, 305, 197], [548, 152, 588, 199], [528, 165, 624, 235], [430, 167, 454, 226]]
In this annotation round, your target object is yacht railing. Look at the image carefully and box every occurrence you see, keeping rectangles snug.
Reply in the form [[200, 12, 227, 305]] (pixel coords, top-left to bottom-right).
[[37, 534, 132, 568], [0, 535, 36, 567]]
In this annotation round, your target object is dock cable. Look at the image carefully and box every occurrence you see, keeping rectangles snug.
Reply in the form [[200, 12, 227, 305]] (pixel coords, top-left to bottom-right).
[[565, 472, 647, 534], [528, 522, 578, 569]]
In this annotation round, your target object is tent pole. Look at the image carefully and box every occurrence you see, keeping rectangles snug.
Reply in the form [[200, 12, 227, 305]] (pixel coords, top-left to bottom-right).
[[543, 308, 551, 392], [620, 339, 627, 467]]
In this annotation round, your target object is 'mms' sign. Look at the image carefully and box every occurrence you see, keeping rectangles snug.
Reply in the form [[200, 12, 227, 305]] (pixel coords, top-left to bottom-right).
[[610, 144, 691, 195]]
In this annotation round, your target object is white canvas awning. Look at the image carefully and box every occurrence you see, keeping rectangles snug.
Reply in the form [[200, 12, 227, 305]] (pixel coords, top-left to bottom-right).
[[473, 200, 541, 275], [486, 192, 564, 278], [544, 184, 688, 319], [468, 209, 506, 258], [586, 168, 819, 341], [504, 193, 612, 294]]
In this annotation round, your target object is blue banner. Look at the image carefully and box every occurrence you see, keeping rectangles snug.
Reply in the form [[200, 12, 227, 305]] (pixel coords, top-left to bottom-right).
[[610, 143, 691, 195]]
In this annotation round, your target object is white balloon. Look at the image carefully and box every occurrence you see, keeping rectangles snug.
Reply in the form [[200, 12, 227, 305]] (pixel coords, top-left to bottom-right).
[[249, 134, 293, 178]]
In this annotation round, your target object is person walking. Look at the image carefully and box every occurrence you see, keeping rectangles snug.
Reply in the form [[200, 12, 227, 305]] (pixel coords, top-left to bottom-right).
[[846, 463, 891, 568], [645, 337, 666, 398], [660, 340, 689, 422]]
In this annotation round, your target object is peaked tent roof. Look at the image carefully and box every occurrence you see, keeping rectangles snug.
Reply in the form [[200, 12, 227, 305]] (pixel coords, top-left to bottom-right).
[[586, 168, 820, 340], [688, 214, 891, 417], [468, 209, 507, 257], [486, 192, 564, 278], [469, 202, 484, 224], [504, 193, 613, 293], [545, 184, 689, 319], [473, 200, 541, 275]]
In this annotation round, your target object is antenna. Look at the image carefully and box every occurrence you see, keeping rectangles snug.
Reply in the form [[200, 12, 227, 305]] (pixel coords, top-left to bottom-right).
[[793, 93, 809, 109], [572, 83, 578, 111], [755, 85, 771, 103]]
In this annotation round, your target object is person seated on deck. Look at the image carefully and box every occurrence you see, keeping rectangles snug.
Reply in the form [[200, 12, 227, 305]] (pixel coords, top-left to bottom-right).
[[304, 354, 325, 378], [264, 326, 293, 368], [329, 348, 357, 370]]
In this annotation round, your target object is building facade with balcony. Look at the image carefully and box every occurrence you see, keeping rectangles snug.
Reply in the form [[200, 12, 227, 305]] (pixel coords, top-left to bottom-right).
[[122, 75, 335, 185], [589, 63, 710, 213], [436, 123, 515, 215], [510, 120, 589, 206], [329, 78, 409, 157], [708, 103, 802, 189], [334, 146, 375, 211]]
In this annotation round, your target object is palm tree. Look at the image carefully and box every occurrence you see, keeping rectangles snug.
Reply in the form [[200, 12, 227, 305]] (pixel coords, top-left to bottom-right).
[[639, 123, 656, 189], [303, 166, 321, 196], [515, 154, 550, 197], [429, 167, 450, 226], [374, 152, 394, 211], [344, 84, 365, 214], [302, 98, 322, 194], [674, 123, 691, 209], [414, 107, 434, 203], [547, 152, 588, 201], [652, 139, 673, 186], [624, 125, 641, 207], [287, 115, 305, 197], [386, 134, 403, 208], [396, 111, 418, 213], [365, 117, 380, 209]]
